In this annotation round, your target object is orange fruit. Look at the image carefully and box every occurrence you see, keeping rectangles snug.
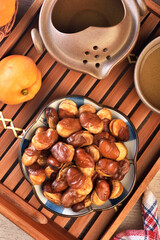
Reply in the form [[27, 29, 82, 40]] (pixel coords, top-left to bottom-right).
[[0, 55, 42, 105], [0, 0, 16, 27]]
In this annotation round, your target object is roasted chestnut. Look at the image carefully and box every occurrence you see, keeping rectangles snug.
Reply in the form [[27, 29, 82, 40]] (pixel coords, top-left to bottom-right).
[[85, 145, 100, 162], [97, 108, 112, 120], [37, 150, 49, 167], [111, 158, 130, 180], [99, 139, 127, 161], [28, 162, 46, 185], [74, 176, 93, 196], [66, 167, 86, 189], [79, 111, 103, 134], [61, 187, 86, 208], [91, 179, 110, 206], [45, 107, 59, 129], [93, 132, 116, 146], [109, 119, 129, 141], [71, 195, 92, 212], [22, 142, 41, 166], [58, 100, 78, 119], [50, 142, 75, 163], [79, 104, 96, 114], [56, 118, 81, 137], [32, 128, 58, 150], [96, 158, 119, 177], [74, 148, 95, 177], [109, 180, 123, 199], [43, 180, 62, 205], [66, 130, 93, 148]]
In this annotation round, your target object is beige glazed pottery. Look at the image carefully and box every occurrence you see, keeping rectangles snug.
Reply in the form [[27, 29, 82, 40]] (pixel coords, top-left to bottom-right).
[[31, 0, 147, 79], [134, 36, 160, 114]]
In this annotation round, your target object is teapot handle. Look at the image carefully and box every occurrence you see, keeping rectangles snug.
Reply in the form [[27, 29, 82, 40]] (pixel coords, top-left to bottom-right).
[[135, 0, 147, 16], [31, 28, 45, 54]]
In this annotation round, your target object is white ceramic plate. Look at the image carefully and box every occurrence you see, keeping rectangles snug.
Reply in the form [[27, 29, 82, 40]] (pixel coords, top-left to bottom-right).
[[19, 95, 138, 217]]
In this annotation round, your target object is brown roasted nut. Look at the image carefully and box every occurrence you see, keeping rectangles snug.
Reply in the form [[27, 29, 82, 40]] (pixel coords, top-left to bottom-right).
[[109, 119, 129, 141], [96, 158, 119, 177], [99, 139, 127, 161], [85, 145, 100, 162], [71, 194, 92, 212], [97, 108, 112, 120], [66, 131, 93, 148], [35, 126, 47, 134], [28, 162, 46, 185], [66, 167, 86, 189], [99, 139, 120, 160], [75, 176, 93, 196], [61, 187, 86, 208], [79, 104, 96, 114], [58, 100, 78, 119], [74, 148, 95, 177], [43, 180, 62, 205], [50, 142, 75, 163], [32, 128, 58, 150], [44, 165, 58, 180], [47, 155, 62, 169], [91, 179, 110, 205], [79, 112, 103, 134], [45, 107, 59, 129], [56, 118, 81, 137], [37, 150, 49, 167], [111, 158, 130, 180], [52, 163, 73, 192], [22, 143, 41, 166], [109, 180, 123, 199], [93, 132, 116, 146]]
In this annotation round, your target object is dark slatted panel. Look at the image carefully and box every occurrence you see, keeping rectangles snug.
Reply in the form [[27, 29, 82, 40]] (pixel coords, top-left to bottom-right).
[[0, 7, 160, 238]]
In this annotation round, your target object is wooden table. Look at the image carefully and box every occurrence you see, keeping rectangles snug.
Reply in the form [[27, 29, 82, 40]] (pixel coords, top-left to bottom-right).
[[0, 1, 160, 239]]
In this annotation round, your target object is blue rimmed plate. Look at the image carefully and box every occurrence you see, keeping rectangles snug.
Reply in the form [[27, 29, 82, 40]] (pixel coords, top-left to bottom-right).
[[18, 95, 138, 217]]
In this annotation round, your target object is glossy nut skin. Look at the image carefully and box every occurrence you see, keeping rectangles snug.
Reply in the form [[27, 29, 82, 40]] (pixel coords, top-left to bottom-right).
[[99, 139, 120, 160], [58, 100, 78, 119], [45, 165, 57, 180], [47, 155, 62, 168], [71, 195, 92, 212], [56, 118, 81, 138], [66, 130, 93, 148], [66, 167, 86, 189], [74, 148, 95, 177], [109, 180, 123, 199], [74, 149, 95, 168], [32, 128, 58, 150], [79, 104, 96, 114], [50, 142, 75, 163], [45, 107, 59, 129], [85, 145, 100, 162], [97, 108, 112, 120], [93, 132, 116, 146], [91, 180, 110, 206], [79, 112, 103, 134], [96, 158, 119, 177], [75, 176, 93, 195], [28, 162, 46, 185], [61, 187, 86, 208], [22, 142, 41, 166], [37, 150, 49, 167], [109, 119, 129, 141], [111, 158, 130, 180], [43, 180, 62, 205]]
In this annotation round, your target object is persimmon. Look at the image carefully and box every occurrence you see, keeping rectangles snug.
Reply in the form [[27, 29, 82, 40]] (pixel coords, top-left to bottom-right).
[[0, 55, 42, 105], [0, 0, 16, 27]]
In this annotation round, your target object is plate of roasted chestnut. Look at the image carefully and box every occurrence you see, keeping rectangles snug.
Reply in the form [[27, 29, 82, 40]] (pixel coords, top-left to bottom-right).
[[19, 95, 138, 217]]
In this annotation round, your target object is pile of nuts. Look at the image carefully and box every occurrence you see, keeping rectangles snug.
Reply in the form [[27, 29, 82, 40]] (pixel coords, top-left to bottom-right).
[[22, 99, 130, 212]]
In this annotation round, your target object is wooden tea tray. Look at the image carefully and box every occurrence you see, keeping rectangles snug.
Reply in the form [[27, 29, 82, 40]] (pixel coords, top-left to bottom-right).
[[0, 1, 160, 239]]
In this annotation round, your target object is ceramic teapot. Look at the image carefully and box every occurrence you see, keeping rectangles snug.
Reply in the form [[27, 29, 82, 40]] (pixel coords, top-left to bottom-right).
[[31, 0, 147, 79]]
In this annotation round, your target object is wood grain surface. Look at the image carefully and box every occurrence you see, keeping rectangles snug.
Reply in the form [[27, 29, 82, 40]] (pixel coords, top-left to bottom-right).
[[0, 0, 160, 239]]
